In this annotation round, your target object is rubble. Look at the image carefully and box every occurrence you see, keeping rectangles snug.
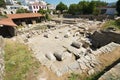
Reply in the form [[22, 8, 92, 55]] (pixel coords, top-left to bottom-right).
[[55, 35, 59, 39], [18, 20, 120, 77], [64, 32, 70, 38], [44, 33, 49, 38], [88, 69, 95, 75]]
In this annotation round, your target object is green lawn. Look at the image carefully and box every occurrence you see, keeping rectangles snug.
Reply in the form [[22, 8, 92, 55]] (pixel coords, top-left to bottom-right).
[[4, 40, 40, 80], [102, 20, 120, 30]]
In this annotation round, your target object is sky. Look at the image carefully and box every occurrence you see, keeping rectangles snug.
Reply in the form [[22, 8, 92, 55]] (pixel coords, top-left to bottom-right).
[[44, 0, 118, 6]]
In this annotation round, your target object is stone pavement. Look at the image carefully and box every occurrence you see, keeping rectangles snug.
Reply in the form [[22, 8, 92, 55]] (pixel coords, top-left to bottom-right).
[[14, 21, 120, 77]]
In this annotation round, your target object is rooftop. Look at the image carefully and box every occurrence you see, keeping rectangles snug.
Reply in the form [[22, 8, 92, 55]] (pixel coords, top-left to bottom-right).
[[0, 13, 44, 27], [0, 18, 17, 27], [7, 13, 44, 19]]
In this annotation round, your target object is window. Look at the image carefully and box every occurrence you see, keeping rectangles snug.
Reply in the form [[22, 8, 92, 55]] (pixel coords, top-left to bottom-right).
[[11, 11, 13, 14], [39, 6, 41, 9], [36, 6, 38, 9], [4, 11, 7, 14], [33, 6, 36, 9]]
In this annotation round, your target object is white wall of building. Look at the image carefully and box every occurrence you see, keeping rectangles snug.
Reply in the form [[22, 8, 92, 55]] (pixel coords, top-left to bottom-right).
[[29, 1, 47, 13], [29, 4, 47, 13], [106, 8, 117, 15], [0, 8, 16, 15], [4, 0, 19, 5], [100, 7, 117, 15], [19, 0, 41, 5], [6, 5, 29, 10]]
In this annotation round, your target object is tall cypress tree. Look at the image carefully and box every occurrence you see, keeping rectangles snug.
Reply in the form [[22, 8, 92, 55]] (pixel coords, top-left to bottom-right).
[[116, 0, 120, 15]]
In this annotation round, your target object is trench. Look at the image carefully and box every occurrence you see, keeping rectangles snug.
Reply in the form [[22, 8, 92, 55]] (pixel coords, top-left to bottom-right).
[[91, 58, 120, 80], [88, 31, 120, 50], [86, 31, 120, 79], [0, 26, 15, 38]]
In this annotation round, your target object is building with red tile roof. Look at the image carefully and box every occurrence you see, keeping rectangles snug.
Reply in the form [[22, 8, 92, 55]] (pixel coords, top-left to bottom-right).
[[7, 13, 43, 19], [0, 18, 17, 27], [0, 13, 45, 37]]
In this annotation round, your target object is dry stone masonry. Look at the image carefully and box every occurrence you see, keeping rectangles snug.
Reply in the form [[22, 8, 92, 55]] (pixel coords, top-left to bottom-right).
[[0, 36, 4, 80], [98, 62, 120, 80], [14, 20, 120, 77]]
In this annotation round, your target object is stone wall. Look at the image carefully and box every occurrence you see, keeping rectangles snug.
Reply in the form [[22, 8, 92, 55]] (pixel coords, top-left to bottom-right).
[[89, 31, 120, 49], [0, 36, 4, 80], [99, 62, 120, 80], [63, 14, 115, 21]]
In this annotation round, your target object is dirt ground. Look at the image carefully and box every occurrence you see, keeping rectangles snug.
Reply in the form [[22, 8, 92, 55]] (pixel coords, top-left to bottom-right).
[[36, 65, 69, 80]]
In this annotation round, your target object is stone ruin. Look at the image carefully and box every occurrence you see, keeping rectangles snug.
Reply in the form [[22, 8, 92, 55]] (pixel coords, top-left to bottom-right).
[[14, 20, 120, 77], [0, 36, 4, 80], [89, 30, 120, 49]]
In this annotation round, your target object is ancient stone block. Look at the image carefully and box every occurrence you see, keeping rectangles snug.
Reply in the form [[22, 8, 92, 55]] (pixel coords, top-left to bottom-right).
[[45, 53, 56, 61], [71, 41, 82, 49], [54, 52, 63, 61]]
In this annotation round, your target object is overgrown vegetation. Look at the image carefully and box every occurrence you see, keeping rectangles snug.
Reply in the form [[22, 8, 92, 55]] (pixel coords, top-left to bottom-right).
[[68, 1, 107, 15], [116, 0, 120, 15], [0, 0, 6, 7], [56, 2, 68, 13], [4, 40, 40, 80], [16, 8, 29, 13], [102, 20, 120, 30], [38, 9, 51, 21], [68, 73, 80, 80]]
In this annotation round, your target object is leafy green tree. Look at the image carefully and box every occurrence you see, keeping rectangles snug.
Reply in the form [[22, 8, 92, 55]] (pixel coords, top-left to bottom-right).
[[88, 1, 96, 14], [68, 4, 78, 15], [0, 0, 6, 7], [95, 1, 108, 7], [56, 2, 68, 13], [17, 2, 21, 5], [38, 9, 51, 20], [116, 0, 120, 15], [16, 8, 29, 13], [78, 1, 90, 14], [38, 9, 47, 14], [93, 8, 101, 15], [67, 0, 107, 15]]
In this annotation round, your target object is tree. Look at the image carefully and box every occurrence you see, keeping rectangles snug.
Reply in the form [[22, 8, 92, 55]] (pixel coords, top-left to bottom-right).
[[16, 8, 29, 13], [93, 8, 101, 16], [38, 9, 51, 20], [17, 2, 21, 5], [95, 1, 108, 7], [38, 9, 47, 14], [56, 2, 68, 13], [68, 4, 78, 15], [78, 1, 90, 14], [88, 1, 96, 14], [116, 0, 120, 15], [0, 0, 6, 7]]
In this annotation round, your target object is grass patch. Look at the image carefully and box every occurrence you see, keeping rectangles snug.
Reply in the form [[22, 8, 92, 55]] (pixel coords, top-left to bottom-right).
[[102, 20, 120, 30], [68, 73, 81, 80], [68, 73, 101, 80], [32, 25, 48, 30], [4, 39, 40, 80]]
